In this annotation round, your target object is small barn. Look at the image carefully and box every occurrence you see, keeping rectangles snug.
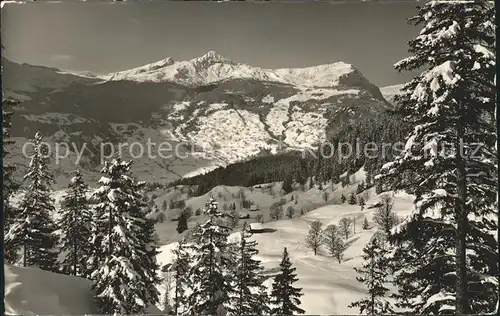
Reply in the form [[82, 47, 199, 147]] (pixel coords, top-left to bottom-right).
[[249, 222, 264, 233]]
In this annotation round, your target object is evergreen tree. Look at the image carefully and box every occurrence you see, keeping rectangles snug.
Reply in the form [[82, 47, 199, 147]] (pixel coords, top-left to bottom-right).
[[186, 196, 233, 315], [90, 158, 160, 314], [349, 234, 392, 315], [356, 181, 365, 194], [57, 169, 92, 277], [5, 132, 58, 271], [340, 194, 346, 204], [171, 239, 191, 315], [365, 166, 373, 188], [270, 247, 305, 315], [375, 180, 383, 195], [358, 196, 366, 210], [229, 223, 269, 315], [282, 175, 293, 194], [2, 97, 21, 264], [348, 193, 357, 205], [362, 217, 370, 230], [177, 211, 189, 234], [379, 1, 497, 313]]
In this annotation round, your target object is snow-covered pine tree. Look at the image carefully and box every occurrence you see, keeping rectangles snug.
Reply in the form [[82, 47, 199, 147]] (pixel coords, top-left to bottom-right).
[[5, 132, 58, 271], [228, 223, 269, 316], [57, 169, 92, 277], [2, 97, 21, 264], [378, 1, 497, 313], [349, 233, 392, 315], [186, 196, 233, 315], [90, 158, 160, 315], [270, 247, 305, 315], [170, 238, 191, 315], [256, 286, 271, 316]]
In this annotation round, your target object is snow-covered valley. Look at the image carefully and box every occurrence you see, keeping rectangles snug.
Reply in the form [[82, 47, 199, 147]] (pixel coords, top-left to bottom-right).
[[5, 169, 415, 315]]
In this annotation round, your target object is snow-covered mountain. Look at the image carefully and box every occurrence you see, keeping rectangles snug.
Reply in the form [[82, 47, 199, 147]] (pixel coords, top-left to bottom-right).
[[380, 83, 404, 104], [102, 50, 374, 89], [3, 53, 391, 187]]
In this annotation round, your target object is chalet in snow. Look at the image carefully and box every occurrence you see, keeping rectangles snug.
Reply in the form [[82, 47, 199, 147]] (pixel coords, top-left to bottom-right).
[[249, 223, 264, 233]]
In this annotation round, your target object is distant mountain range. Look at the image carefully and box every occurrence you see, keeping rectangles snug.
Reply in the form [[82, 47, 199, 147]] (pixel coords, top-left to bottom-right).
[[2, 52, 398, 187]]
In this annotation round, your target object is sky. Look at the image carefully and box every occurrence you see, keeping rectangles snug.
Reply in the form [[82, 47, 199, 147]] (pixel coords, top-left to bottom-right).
[[2, 1, 421, 87]]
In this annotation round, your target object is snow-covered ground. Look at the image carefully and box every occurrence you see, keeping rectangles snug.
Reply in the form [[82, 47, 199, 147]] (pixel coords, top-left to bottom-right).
[[5, 164, 415, 315], [4, 264, 96, 315], [380, 84, 404, 104], [4, 264, 161, 315], [157, 188, 414, 314]]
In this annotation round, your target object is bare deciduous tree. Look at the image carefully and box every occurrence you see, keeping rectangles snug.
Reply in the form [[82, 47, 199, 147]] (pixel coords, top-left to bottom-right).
[[305, 220, 324, 255], [339, 217, 352, 240], [270, 203, 283, 220], [333, 237, 345, 263], [322, 225, 347, 263], [373, 194, 399, 235]]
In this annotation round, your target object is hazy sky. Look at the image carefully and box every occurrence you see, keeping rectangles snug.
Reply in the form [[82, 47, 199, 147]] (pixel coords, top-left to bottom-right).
[[2, 1, 421, 86]]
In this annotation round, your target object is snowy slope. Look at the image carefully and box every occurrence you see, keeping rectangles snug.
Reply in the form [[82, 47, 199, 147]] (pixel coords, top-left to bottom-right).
[[380, 83, 404, 104], [4, 264, 96, 315], [102, 50, 359, 88], [156, 188, 415, 314], [4, 264, 161, 315]]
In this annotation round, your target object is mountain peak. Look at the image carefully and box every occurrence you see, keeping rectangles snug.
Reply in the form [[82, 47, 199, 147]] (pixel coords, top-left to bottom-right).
[[202, 50, 220, 59], [102, 52, 375, 89], [191, 50, 234, 66]]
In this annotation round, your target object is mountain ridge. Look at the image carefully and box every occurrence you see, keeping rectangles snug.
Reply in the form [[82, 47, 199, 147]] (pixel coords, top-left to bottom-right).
[[100, 50, 375, 90], [3, 54, 394, 187]]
